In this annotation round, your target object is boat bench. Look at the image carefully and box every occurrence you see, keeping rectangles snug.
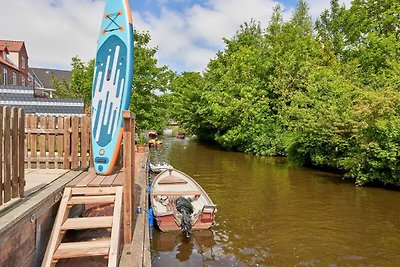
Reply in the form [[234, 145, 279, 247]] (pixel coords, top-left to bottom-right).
[[152, 190, 201, 197]]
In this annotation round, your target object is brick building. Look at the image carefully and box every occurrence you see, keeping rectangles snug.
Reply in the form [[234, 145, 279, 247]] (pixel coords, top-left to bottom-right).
[[0, 40, 28, 86]]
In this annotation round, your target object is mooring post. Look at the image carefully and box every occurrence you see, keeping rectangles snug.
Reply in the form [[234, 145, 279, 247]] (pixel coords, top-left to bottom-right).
[[122, 110, 136, 244]]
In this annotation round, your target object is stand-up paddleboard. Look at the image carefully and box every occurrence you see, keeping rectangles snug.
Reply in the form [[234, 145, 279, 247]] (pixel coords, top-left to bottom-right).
[[91, 0, 134, 175]]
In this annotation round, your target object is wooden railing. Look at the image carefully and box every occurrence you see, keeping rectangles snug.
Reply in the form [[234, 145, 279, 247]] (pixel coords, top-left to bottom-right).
[[1, 106, 25, 206], [25, 114, 91, 169]]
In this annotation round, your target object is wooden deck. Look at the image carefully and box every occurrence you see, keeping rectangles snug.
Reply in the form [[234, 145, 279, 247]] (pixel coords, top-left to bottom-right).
[[66, 168, 124, 188]]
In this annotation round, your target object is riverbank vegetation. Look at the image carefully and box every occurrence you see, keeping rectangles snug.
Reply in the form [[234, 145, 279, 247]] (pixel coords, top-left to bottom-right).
[[168, 0, 400, 186], [54, 0, 399, 186]]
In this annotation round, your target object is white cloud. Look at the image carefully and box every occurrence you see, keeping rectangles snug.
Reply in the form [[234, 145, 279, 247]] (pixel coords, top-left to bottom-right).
[[134, 0, 351, 72], [0, 0, 352, 72], [0, 0, 104, 70]]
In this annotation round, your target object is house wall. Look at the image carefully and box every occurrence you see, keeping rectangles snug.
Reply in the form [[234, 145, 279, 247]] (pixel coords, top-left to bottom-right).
[[0, 56, 28, 86]]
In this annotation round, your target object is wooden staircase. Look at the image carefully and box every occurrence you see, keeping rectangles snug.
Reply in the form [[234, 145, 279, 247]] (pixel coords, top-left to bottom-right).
[[41, 186, 123, 267]]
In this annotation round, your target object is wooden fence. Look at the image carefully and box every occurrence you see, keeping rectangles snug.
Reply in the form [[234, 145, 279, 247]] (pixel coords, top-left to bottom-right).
[[0, 106, 25, 206], [25, 114, 91, 169]]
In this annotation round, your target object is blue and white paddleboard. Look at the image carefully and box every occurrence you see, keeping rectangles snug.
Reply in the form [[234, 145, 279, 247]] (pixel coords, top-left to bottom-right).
[[91, 0, 134, 175]]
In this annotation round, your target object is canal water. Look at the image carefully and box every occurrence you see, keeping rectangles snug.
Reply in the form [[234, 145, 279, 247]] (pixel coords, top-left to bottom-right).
[[150, 138, 400, 267]]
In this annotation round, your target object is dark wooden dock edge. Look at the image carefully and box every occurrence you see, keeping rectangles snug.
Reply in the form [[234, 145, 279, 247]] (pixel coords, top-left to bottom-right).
[[120, 152, 151, 267], [0, 170, 83, 267]]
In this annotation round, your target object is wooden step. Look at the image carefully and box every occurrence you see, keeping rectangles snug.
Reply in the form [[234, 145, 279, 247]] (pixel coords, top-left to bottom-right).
[[61, 216, 113, 231], [68, 195, 115, 205], [53, 239, 110, 260]]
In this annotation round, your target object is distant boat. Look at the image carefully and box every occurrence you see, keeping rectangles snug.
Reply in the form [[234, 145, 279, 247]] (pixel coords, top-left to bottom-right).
[[149, 162, 173, 174], [150, 169, 217, 237], [148, 130, 163, 147], [176, 131, 185, 139]]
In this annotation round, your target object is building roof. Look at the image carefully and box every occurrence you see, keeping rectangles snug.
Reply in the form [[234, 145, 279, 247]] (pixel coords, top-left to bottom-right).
[[0, 40, 24, 52], [29, 67, 72, 89]]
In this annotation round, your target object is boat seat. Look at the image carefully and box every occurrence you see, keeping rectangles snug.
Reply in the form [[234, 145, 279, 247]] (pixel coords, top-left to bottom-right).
[[158, 175, 188, 184], [153, 190, 201, 197]]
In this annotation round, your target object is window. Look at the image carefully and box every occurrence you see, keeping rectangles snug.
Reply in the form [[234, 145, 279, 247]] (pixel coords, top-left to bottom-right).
[[12, 72, 17, 85], [21, 56, 26, 69], [3, 68, 8, 85], [22, 76, 25, 86], [2, 51, 6, 60]]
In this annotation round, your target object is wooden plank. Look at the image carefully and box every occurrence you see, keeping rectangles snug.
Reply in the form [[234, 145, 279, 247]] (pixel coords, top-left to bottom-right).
[[100, 172, 119, 187], [122, 111, 134, 244], [63, 117, 71, 169], [152, 190, 201, 196], [88, 174, 107, 187], [30, 115, 37, 158], [41, 188, 72, 267], [70, 187, 118, 195], [52, 240, 110, 260], [80, 115, 89, 168], [67, 195, 115, 205], [39, 116, 47, 159], [71, 116, 79, 169], [75, 171, 97, 187], [3, 106, 11, 202], [11, 108, 19, 198], [57, 116, 64, 168], [112, 171, 123, 186], [25, 129, 64, 134], [65, 171, 90, 188], [0, 107, 3, 205], [25, 114, 30, 162], [18, 109, 25, 197], [108, 186, 123, 266], [61, 216, 113, 230], [48, 117, 55, 159]]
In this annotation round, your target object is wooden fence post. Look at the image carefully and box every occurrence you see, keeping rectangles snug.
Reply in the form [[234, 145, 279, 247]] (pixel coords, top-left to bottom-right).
[[122, 110, 135, 244]]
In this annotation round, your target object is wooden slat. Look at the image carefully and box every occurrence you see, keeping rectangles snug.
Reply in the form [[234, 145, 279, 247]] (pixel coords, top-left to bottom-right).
[[108, 186, 123, 266], [70, 187, 118, 195], [88, 174, 107, 187], [0, 107, 3, 205], [25, 128, 64, 134], [100, 172, 119, 187], [41, 188, 72, 267], [63, 117, 71, 169], [61, 216, 113, 230], [18, 109, 25, 197], [71, 116, 79, 169], [39, 116, 47, 159], [30, 115, 37, 168], [67, 195, 115, 205], [57, 116, 64, 165], [24, 114, 30, 161], [48, 117, 56, 158], [152, 190, 201, 196], [75, 171, 97, 187], [81, 115, 89, 168], [3, 106, 11, 202], [11, 108, 19, 198], [52, 239, 110, 260], [66, 171, 91, 188], [112, 171, 123, 186]]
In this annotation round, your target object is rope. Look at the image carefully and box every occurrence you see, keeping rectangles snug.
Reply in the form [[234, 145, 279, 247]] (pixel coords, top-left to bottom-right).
[[103, 11, 123, 34]]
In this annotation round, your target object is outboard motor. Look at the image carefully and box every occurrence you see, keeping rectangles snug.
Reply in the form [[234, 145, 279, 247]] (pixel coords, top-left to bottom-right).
[[175, 197, 194, 237]]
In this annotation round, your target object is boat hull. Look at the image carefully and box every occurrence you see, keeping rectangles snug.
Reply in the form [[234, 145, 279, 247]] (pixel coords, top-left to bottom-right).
[[155, 212, 216, 232], [150, 169, 217, 234]]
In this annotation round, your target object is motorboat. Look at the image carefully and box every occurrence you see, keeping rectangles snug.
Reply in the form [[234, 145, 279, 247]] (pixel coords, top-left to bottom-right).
[[150, 169, 217, 237]]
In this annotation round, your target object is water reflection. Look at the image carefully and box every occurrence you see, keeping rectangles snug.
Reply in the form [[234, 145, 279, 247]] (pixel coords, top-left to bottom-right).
[[150, 138, 400, 267]]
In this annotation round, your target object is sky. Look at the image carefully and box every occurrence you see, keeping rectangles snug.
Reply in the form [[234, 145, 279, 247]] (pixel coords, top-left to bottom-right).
[[0, 0, 351, 73]]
